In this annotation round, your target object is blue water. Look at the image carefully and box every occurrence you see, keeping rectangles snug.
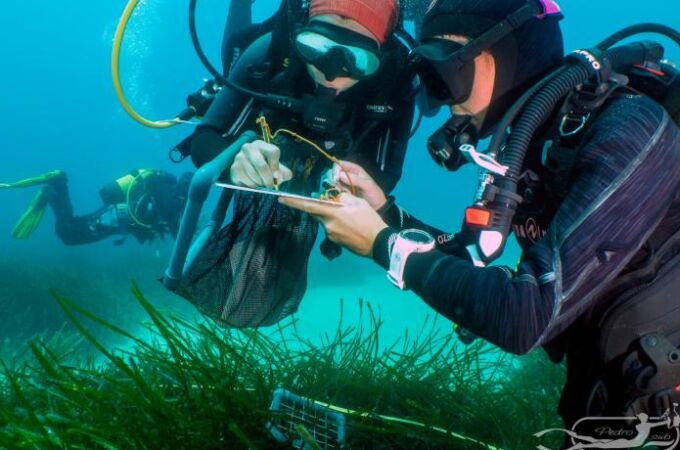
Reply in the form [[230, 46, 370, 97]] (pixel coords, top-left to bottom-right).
[[0, 0, 678, 346]]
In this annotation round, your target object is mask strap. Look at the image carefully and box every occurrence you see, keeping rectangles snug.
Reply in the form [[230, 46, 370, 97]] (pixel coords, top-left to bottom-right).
[[450, 0, 563, 64], [301, 20, 381, 54]]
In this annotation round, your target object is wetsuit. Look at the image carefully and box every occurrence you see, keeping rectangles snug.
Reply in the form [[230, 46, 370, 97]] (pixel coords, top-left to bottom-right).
[[180, 29, 415, 327], [44, 172, 187, 246], [372, 94, 680, 426], [190, 33, 415, 191]]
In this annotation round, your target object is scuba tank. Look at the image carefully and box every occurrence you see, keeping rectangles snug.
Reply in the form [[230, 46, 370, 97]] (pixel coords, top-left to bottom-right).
[[99, 169, 156, 205], [99, 169, 171, 230]]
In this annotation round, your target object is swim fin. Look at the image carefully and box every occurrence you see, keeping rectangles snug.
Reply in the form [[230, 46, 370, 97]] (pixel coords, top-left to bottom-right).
[[0, 170, 66, 190], [11, 188, 48, 239]]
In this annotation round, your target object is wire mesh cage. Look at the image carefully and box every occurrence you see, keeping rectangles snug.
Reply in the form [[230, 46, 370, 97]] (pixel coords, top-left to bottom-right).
[[267, 388, 347, 449]]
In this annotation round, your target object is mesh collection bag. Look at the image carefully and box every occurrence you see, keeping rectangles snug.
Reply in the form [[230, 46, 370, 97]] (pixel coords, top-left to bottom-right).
[[177, 134, 331, 327]]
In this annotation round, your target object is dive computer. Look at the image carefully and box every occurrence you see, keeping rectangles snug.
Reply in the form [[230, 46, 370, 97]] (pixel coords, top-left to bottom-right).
[[387, 229, 436, 290]]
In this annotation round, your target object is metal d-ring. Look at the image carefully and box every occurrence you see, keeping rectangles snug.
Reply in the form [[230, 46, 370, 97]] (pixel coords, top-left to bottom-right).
[[560, 113, 591, 137]]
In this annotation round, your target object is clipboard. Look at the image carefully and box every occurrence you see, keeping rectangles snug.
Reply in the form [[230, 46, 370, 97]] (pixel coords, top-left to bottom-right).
[[215, 183, 343, 206]]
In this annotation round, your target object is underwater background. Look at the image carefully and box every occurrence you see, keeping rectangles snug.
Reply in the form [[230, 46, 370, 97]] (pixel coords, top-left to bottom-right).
[[0, 1, 679, 448]]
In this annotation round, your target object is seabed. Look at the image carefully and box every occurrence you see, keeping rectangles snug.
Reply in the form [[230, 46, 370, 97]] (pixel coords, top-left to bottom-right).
[[0, 280, 566, 449]]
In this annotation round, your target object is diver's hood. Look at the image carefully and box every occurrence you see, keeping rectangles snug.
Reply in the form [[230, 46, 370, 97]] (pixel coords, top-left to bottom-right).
[[418, 0, 565, 137]]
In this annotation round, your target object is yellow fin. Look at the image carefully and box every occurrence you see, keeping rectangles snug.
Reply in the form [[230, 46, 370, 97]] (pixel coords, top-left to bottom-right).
[[11, 189, 48, 239], [0, 170, 65, 190]]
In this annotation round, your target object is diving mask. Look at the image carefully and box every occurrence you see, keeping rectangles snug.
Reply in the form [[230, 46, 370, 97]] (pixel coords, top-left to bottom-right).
[[295, 21, 382, 81], [412, 0, 564, 113], [413, 38, 476, 110]]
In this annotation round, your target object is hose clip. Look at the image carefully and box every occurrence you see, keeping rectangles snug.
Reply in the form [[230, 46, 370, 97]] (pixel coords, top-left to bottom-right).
[[459, 144, 509, 176]]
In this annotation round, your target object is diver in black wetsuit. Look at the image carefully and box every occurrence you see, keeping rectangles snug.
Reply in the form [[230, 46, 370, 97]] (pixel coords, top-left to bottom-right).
[[191, 0, 413, 191], [281, 0, 680, 436], [174, 0, 416, 327], [2, 170, 191, 246]]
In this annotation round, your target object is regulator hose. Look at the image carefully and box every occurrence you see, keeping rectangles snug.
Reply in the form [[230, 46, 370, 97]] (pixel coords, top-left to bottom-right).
[[500, 65, 590, 179], [490, 24, 679, 168], [188, 0, 304, 112], [188, 0, 229, 86], [112, 0, 181, 129], [468, 24, 680, 265], [487, 65, 569, 157], [596, 23, 680, 50], [500, 40, 664, 179]]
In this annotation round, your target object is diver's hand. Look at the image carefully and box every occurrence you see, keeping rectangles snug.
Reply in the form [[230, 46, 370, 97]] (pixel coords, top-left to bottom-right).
[[334, 161, 387, 210], [279, 193, 388, 257], [230, 140, 293, 188]]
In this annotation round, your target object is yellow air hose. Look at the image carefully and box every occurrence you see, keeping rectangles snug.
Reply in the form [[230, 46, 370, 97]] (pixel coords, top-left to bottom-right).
[[112, 0, 180, 128], [126, 172, 153, 228]]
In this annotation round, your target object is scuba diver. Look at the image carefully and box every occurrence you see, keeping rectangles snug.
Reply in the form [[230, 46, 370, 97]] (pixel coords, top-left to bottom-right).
[[172, 0, 417, 327], [1, 169, 191, 246], [280, 0, 680, 439]]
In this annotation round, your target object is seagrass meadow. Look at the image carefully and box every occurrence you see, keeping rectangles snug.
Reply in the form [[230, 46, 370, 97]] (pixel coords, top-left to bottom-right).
[[4, 1, 680, 449], [0, 280, 566, 449]]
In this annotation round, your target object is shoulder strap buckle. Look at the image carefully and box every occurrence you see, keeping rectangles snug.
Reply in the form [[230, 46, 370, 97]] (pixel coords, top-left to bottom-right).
[[558, 73, 631, 138]]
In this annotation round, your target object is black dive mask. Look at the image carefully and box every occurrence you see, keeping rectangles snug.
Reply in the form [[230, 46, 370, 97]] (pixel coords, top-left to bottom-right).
[[427, 114, 479, 171], [413, 39, 476, 111], [413, 0, 563, 116], [295, 20, 382, 82]]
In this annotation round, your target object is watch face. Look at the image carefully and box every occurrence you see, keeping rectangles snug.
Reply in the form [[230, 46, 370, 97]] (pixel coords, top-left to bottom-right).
[[401, 229, 435, 245]]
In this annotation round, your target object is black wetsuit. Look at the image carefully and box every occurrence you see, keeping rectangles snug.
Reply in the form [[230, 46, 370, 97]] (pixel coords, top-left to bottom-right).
[[180, 30, 415, 327], [191, 33, 415, 192], [373, 94, 680, 426], [44, 173, 186, 246]]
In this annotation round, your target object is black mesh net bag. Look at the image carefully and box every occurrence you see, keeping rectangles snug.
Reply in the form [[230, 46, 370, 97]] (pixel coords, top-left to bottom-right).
[[176, 135, 329, 328]]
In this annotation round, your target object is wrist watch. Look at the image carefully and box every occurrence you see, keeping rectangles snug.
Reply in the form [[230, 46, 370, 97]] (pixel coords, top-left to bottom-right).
[[387, 229, 436, 289]]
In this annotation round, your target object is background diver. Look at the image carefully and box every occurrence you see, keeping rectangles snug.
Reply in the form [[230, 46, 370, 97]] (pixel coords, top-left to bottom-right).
[[1, 169, 191, 246], [280, 0, 680, 441], [172, 0, 418, 327]]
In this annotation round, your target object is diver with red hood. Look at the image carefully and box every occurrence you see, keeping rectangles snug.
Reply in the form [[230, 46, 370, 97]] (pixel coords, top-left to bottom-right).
[[174, 0, 418, 328]]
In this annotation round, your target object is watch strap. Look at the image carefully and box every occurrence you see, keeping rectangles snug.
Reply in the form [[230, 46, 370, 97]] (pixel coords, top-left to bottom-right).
[[372, 226, 398, 271], [387, 236, 409, 289]]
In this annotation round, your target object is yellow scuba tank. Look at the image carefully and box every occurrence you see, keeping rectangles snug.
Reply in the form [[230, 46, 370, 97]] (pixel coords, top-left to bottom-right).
[[99, 169, 161, 229], [99, 169, 154, 205]]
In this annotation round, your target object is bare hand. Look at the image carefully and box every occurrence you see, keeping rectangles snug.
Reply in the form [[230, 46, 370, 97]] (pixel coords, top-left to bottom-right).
[[230, 140, 293, 188], [278, 193, 388, 256], [333, 161, 387, 210]]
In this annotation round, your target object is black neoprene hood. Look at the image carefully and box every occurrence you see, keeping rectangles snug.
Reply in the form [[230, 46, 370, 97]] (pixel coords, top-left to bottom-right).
[[417, 0, 565, 135], [420, 12, 497, 44]]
